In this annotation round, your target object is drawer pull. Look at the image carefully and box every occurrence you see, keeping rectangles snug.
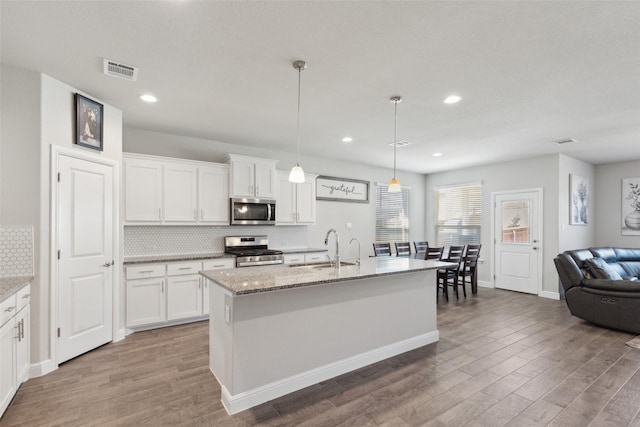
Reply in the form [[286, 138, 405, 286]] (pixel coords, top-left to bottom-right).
[[178, 267, 192, 270], [5, 306, 15, 313], [22, 294, 30, 299], [213, 264, 225, 268], [139, 270, 154, 273]]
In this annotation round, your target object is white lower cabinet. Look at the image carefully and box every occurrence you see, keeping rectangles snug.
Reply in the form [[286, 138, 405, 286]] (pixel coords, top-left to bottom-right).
[[0, 283, 30, 417], [202, 258, 236, 316], [126, 258, 235, 329], [126, 277, 166, 327], [167, 275, 202, 320]]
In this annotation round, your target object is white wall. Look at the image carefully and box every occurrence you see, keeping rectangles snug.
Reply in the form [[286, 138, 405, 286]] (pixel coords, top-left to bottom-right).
[[558, 154, 595, 252], [123, 127, 426, 260], [1, 66, 123, 371], [595, 160, 640, 247], [38, 74, 122, 370], [425, 154, 560, 294]]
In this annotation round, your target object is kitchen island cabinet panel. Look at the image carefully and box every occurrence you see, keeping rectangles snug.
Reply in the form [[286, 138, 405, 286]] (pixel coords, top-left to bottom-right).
[[203, 258, 449, 414]]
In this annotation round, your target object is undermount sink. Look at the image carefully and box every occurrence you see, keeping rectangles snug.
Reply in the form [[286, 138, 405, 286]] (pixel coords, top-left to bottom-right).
[[289, 261, 356, 269]]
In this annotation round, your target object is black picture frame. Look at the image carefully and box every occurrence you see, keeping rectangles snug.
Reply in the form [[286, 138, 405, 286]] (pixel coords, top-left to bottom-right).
[[75, 93, 103, 151]]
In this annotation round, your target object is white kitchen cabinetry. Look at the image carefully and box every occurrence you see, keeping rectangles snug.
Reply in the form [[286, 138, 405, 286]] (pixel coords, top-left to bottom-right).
[[163, 163, 198, 223], [198, 165, 229, 224], [283, 252, 327, 265], [1, 283, 31, 417], [166, 261, 202, 321], [202, 258, 235, 315], [276, 171, 317, 225], [125, 258, 235, 329], [226, 154, 277, 199], [124, 153, 229, 225], [125, 265, 166, 327], [124, 157, 163, 222]]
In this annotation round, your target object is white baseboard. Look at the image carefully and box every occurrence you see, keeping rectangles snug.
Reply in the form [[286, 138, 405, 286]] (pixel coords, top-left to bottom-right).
[[478, 280, 493, 289], [220, 331, 440, 415], [29, 358, 57, 378], [115, 328, 126, 342], [539, 290, 560, 300]]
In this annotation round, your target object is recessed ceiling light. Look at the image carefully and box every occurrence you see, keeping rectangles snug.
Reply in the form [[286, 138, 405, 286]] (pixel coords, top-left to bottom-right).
[[342, 137, 353, 143], [443, 95, 461, 104], [432, 152, 443, 157], [139, 94, 158, 103]]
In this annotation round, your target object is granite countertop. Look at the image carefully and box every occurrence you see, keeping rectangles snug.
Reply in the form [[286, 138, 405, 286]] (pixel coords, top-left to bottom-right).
[[0, 276, 33, 302], [201, 257, 456, 295], [124, 252, 234, 265], [277, 247, 328, 254]]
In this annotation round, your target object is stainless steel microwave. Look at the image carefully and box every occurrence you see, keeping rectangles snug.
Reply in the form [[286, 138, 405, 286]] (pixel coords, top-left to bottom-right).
[[230, 198, 276, 225]]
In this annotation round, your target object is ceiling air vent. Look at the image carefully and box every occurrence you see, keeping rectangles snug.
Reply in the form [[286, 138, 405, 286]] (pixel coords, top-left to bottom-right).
[[552, 138, 577, 145], [103, 59, 138, 81]]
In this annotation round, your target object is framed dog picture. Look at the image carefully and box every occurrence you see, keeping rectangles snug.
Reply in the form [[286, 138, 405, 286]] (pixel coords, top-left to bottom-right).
[[75, 93, 103, 151]]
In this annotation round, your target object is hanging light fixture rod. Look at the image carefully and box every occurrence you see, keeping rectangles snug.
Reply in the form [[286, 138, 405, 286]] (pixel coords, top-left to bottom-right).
[[388, 96, 402, 193], [289, 60, 307, 183]]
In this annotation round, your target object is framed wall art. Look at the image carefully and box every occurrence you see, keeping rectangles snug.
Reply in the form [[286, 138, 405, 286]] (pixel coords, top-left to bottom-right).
[[622, 177, 640, 235], [570, 174, 589, 225], [316, 176, 369, 203], [75, 93, 104, 151]]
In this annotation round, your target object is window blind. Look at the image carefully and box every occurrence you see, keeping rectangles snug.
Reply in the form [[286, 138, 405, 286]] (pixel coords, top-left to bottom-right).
[[375, 184, 410, 244], [435, 183, 482, 247]]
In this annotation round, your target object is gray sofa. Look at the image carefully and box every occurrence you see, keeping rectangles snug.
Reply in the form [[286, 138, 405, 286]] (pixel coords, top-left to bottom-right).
[[554, 247, 640, 334]]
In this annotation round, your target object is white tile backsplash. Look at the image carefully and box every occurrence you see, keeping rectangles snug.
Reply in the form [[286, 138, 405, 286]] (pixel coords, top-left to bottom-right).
[[0, 225, 34, 277], [124, 225, 308, 257]]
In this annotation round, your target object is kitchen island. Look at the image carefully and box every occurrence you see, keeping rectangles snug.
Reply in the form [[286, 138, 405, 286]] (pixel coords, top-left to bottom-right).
[[201, 256, 454, 414]]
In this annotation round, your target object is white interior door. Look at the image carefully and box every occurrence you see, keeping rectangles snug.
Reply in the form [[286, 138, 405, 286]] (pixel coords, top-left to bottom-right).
[[57, 154, 114, 363], [493, 189, 542, 294]]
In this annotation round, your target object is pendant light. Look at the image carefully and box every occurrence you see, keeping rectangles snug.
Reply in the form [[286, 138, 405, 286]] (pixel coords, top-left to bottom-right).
[[289, 60, 307, 183], [388, 95, 402, 193]]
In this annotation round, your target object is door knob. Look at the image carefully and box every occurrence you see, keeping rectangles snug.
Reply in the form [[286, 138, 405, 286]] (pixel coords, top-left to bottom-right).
[[102, 260, 114, 267], [532, 247, 539, 250]]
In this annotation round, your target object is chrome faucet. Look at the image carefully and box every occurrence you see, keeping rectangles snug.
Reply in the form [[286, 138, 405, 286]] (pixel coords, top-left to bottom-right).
[[349, 237, 361, 266], [324, 228, 340, 269]]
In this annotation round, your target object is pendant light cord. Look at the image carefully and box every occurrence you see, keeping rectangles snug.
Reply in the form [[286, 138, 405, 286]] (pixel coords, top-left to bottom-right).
[[393, 100, 397, 179], [296, 65, 302, 167]]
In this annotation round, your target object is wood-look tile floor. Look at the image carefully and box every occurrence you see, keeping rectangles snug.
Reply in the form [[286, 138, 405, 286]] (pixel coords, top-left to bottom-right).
[[3, 288, 640, 426]]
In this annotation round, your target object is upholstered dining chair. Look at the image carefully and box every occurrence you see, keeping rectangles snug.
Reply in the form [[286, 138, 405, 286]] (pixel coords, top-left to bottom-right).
[[395, 242, 412, 256], [373, 242, 392, 256], [414, 241, 429, 253], [460, 244, 482, 295], [437, 245, 464, 301]]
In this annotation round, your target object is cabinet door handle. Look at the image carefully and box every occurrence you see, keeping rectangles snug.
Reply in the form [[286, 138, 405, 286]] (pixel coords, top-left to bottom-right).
[[200, 209, 204, 220], [194, 209, 197, 220], [256, 185, 260, 195], [22, 294, 30, 299], [161, 280, 164, 293], [15, 324, 21, 341], [20, 319, 24, 340], [159, 208, 162, 219]]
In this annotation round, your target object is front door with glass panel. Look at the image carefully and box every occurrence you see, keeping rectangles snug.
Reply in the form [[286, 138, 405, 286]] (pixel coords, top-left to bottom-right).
[[493, 190, 542, 294]]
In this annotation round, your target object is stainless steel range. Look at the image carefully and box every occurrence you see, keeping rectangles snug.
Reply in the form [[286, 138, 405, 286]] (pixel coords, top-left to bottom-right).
[[224, 235, 284, 267]]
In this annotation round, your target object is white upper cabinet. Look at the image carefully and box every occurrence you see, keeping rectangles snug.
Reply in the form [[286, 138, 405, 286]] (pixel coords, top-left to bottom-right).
[[275, 171, 317, 225], [163, 163, 198, 222], [124, 157, 163, 222], [198, 164, 229, 224], [226, 154, 277, 199], [124, 153, 230, 225]]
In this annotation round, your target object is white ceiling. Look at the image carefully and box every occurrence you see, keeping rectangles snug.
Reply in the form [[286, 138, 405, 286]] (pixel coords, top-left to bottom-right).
[[2, 1, 640, 174]]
